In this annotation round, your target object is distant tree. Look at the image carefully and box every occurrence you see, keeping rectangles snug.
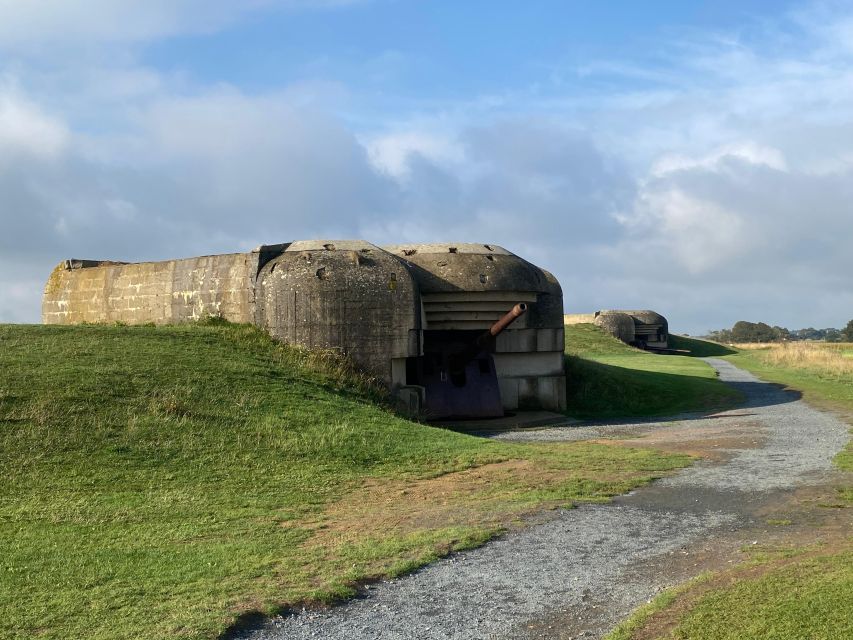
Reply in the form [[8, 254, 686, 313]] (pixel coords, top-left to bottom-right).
[[718, 323, 845, 343], [843, 320, 853, 342], [730, 321, 753, 342], [794, 327, 823, 341], [731, 321, 778, 342], [756, 322, 779, 342], [772, 326, 791, 342], [824, 328, 843, 343], [706, 329, 734, 343]]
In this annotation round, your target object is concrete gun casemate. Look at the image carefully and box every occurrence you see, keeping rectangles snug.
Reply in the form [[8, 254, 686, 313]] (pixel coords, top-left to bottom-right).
[[43, 241, 566, 420]]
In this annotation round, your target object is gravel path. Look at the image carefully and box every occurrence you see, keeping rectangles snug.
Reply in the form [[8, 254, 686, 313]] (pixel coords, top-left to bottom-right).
[[235, 359, 850, 640]]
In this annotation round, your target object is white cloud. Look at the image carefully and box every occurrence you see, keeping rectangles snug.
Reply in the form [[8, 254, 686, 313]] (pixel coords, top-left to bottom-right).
[[0, 1, 364, 50], [365, 130, 464, 179], [0, 85, 69, 162], [132, 88, 394, 229], [0, 81, 395, 327], [0, 1, 230, 48], [624, 187, 748, 274], [651, 142, 788, 177], [358, 119, 633, 294]]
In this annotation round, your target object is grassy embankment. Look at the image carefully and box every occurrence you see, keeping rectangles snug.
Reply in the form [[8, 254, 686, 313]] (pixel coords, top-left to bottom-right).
[[0, 322, 693, 640], [605, 339, 853, 640], [564, 324, 742, 419]]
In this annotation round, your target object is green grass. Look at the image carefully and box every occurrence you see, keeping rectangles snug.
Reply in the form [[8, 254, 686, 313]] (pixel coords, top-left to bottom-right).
[[0, 322, 691, 640], [606, 550, 853, 640], [668, 334, 737, 358], [673, 551, 852, 639], [564, 324, 743, 419]]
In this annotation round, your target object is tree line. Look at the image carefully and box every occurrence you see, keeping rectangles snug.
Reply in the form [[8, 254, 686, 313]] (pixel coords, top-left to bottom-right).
[[706, 320, 853, 343]]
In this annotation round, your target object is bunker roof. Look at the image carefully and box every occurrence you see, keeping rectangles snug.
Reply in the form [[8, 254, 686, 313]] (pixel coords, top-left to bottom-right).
[[383, 243, 557, 294]]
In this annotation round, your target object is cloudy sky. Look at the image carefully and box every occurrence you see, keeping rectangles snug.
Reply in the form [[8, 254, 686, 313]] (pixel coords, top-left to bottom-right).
[[1, 0, 852, 333]]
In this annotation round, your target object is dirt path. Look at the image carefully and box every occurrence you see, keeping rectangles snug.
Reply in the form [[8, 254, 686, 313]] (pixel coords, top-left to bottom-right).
[[235, 359, 851, 640]]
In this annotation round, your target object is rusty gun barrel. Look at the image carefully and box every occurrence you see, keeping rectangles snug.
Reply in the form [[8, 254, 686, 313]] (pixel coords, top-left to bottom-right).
[[470, 303, 529, 356], [488, 302, 528, 337]]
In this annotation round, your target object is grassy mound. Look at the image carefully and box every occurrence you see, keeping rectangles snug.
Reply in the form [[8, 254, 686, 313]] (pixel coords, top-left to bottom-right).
[[0, 322, 690, 640], [564, 324, 742, 420]]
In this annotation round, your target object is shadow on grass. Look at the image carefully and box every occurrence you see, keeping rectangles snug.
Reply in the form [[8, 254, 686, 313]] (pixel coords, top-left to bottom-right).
[[564, 357, 799, 423], [668, 335, 738, 357]]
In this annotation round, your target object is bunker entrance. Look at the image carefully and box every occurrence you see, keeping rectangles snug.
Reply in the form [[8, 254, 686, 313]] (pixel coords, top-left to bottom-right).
[[407, 330, 504, 420]]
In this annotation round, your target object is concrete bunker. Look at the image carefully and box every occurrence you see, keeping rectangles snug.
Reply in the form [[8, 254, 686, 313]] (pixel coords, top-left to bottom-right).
[[43, 241, 566, 420], [593, 311, 636, 344], [565, 309, 669, 350], [385, 243, 566, 419]]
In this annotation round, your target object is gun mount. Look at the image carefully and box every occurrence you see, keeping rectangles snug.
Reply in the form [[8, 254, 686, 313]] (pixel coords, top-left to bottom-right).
[[413, 302, 530, 420]]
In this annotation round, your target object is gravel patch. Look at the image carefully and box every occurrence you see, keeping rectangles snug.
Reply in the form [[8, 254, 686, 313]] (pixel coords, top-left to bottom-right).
[[234, 359, 851, 640], [660, 359, 849, 491]]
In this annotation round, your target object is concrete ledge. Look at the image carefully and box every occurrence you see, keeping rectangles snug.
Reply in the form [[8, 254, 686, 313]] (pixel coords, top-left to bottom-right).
[[434, 410, 577, 432]]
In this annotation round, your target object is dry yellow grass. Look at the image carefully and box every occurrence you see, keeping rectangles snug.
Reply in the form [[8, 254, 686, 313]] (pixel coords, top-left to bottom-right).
[[732, 342, 853, 375]]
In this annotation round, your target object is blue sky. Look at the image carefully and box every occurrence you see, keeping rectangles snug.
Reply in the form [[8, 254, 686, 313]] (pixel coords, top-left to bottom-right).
[[1, 0, 852, 333], [142, 1, 797, 99]]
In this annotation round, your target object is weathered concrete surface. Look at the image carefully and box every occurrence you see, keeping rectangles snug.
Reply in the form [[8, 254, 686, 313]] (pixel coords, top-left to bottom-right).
[[255, 241, 421, 383], [563, 313, 596, 325], [593, 310, 636, 344], [232, 359, 850, 640], [385, 243, 564, 330], [620, 310, 668, 349], [43, 253, 256, 325], [42, 240, 566, 411]]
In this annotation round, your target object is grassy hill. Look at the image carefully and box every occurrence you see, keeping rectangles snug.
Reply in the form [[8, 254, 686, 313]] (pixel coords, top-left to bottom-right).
[[0, 322, 691, 640], [564, 324, 743, 419]]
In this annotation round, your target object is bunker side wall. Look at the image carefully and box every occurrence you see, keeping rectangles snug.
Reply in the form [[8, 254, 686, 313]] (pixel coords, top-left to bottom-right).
[[255, 249, 421, 384], [564, 313, 596, 325], [42, 254, 256, 325]]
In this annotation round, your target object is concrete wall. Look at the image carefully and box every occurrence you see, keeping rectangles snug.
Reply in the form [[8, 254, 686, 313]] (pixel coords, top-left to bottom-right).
[[43, 254, 256, 325], [594, 311, 636, 344], [564, 313, 596, 325], [620, 310, 669, 348], [254, 241, 420, 384]]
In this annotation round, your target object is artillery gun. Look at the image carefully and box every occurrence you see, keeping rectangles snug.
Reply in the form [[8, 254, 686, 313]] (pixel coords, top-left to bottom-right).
[[415, 303, 529, 419]]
